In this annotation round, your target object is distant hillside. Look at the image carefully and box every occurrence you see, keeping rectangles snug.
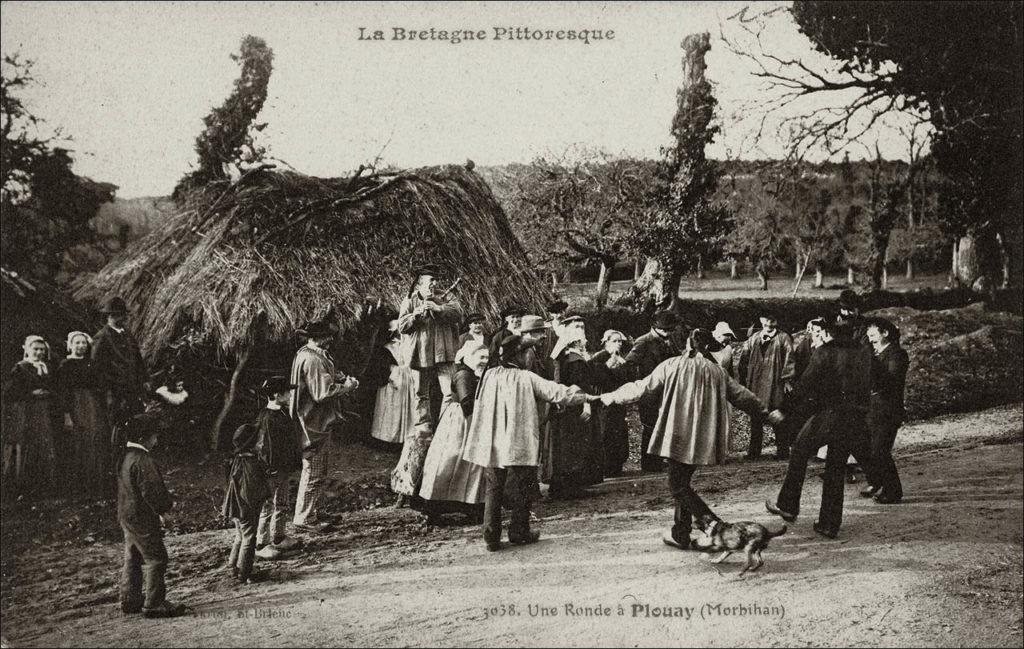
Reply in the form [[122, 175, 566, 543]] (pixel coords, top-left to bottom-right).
[[92, 196, 176, 242]]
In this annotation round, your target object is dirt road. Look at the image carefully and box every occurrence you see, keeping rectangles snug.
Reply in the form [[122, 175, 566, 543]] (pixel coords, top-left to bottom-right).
[[2, 405, 1022, 648]]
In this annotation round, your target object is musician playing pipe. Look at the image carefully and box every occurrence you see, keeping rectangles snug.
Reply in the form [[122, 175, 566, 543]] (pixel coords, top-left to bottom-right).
[[397, 264, 463, 439]]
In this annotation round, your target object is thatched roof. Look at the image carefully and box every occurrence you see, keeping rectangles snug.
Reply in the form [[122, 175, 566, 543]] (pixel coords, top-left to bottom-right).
[[74, 164, 551, 361]]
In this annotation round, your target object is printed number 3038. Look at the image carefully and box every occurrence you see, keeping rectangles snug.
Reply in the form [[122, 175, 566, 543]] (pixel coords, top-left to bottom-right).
[[482, 604, 517, 619]]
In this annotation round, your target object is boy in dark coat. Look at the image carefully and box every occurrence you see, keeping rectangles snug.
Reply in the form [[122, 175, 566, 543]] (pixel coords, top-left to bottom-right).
[[222, 423, 271, 583], [117, 412, 186, 617], [254, 377, 304, 559]]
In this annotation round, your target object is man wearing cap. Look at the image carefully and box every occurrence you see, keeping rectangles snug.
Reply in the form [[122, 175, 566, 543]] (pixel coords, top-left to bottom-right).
[[255, 376, 303, 558], [837, 289, 870, 347], [457, 313, 489, 350], [399, 264, 462, 437], [117, 412, 186, 618], [290, 318, 359, 533], [624, 310, 681, 472], [463, 332, 595, 551], [92, 297, 150, 435], [736, 310, 796, 460], [491, 305, 525, 354]]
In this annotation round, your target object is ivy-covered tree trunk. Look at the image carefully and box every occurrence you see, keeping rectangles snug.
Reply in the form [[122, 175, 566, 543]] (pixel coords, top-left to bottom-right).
[[624, 258, 669, 311]]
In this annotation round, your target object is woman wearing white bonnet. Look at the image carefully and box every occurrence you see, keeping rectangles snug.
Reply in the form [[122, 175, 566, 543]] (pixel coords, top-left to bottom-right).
[[56, 331, 109, 495], [419, 339, 490, 524], [592, 329, 632, 476], [540, 315, 604, 499], [3, 335, 58, 494]]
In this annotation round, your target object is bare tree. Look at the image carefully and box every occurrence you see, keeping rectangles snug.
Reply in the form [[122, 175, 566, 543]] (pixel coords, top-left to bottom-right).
[[719, 2, 1022, 291]]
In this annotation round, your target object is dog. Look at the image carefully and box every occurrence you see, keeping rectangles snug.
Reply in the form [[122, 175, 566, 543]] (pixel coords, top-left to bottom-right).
[[692, 514, 787, 575]]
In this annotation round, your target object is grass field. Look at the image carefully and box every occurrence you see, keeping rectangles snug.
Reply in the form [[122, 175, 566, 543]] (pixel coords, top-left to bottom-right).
[[557, 271, 950, 302]]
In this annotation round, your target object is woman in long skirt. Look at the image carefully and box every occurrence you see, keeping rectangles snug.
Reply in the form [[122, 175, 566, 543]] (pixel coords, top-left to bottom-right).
[[591, 330, 631, 477], [419, 342, 489, 524], [3, 335, 58, 496], [541, 316, 604, 498], [56, 331, 109, 496], [369, 320, 418, 445]]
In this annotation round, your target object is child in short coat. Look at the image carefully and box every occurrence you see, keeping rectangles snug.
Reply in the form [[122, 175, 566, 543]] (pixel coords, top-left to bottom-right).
[[117, 412, 187, 617], [222, 423, 271, 583], [254, 376, 304, 559]]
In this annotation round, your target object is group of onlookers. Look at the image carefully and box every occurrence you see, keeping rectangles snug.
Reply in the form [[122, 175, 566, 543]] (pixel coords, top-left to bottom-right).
[[2, 265, 910, 617], [1, 297, 182, 500]]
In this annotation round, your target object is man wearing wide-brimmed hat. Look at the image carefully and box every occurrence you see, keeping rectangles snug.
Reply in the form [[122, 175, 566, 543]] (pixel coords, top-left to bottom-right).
[[623, 310, 682, 472], [92, 296, 150, 462], [398, 264, 463, 438], [289, 318, 359, 533]]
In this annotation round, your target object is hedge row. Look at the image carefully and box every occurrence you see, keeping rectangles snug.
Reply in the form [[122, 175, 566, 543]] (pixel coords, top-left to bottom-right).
[[567, 287, 1022, 345]]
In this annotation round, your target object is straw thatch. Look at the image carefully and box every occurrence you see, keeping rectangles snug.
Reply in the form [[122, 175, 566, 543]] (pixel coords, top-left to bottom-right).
[[74, 164, 551, 362]]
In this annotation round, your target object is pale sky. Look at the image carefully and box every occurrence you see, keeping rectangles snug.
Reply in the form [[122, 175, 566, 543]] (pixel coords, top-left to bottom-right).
[[1, 1, 921, 197]]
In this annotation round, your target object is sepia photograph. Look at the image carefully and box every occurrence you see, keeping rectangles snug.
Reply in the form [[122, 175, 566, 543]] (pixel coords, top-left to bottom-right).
[[0, 1, 1021, 646]]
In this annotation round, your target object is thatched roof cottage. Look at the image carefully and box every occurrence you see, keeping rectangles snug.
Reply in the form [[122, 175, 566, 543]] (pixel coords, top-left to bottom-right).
[[74, 163, 551, 445], [76, 163, 550, 361]]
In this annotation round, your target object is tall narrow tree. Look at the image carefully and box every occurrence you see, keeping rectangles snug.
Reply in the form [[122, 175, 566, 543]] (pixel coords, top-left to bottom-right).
[[625, 32, 732, 311], [173, 35, 273, 200]]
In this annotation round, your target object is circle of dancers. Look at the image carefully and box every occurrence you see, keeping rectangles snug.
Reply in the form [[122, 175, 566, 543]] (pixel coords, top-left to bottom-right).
[[2, 262, 908, 616]]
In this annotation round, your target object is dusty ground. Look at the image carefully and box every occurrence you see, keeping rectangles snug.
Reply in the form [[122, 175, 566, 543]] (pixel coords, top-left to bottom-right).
[[0, 401, 1019, 642], [1, 404, 1021, 647]]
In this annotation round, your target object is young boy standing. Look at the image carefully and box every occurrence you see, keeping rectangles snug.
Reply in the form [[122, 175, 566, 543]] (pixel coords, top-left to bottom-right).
[[254, 376, 304, 559], [222, 423, 271, 583], [117, 412, 186, 618]]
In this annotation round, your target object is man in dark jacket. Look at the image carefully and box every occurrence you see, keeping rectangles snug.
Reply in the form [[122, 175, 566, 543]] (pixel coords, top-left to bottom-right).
[[92, 297, 149, 427], [624, 310, 681, 472], [837, 289, 870, 347], [117, 412, 186, 617], [861, 318, 910, 504], [765, 318, 874, 539]]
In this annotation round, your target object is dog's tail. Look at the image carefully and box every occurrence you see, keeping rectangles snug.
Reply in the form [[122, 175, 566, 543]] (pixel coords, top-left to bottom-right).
[[768, 524, 788, 538]]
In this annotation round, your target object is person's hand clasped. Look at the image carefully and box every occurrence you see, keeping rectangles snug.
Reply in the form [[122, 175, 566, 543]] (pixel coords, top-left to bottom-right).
[[580, 402, 592, 422], [599, 393, 614, 407], [767, 409, 785, 425]]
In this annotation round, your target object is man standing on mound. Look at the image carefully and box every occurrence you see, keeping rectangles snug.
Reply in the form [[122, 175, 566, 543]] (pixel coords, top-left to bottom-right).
[[399, 264, 462, 439]]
